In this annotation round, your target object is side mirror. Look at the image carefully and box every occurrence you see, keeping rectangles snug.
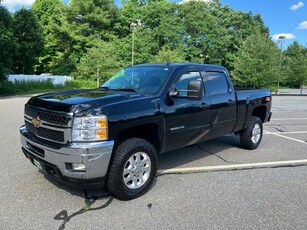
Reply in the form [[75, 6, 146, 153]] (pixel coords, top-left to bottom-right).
[[187, 80, 203, 100], [169, 80, 203, 100]]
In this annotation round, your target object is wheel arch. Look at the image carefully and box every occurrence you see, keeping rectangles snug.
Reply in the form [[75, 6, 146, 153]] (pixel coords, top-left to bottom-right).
[[114, 123, 162, 154], [252, 106, 267, 123]]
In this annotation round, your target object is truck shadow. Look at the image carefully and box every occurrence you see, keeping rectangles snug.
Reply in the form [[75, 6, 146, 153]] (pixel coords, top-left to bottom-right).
[[158, 134, 241, 170], [43, 176, 113, 230]]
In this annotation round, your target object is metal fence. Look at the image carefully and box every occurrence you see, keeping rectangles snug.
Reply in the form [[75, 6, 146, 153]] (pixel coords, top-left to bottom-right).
[[8, 74, 73, 85]]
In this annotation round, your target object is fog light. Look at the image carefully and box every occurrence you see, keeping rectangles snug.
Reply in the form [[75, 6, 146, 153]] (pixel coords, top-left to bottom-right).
[[72, 163, 86, 172]]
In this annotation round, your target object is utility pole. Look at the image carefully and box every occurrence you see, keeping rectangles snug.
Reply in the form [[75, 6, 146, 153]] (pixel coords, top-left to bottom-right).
[[130, 20, 142, 66], [277, 35, 286, 95]]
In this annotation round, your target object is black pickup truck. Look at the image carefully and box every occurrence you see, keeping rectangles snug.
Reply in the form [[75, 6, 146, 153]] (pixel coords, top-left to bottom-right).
[[20, 63, 272, 200]]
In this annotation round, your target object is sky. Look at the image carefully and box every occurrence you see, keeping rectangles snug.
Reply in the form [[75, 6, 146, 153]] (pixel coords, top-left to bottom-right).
[[1, 0, 306, 48]]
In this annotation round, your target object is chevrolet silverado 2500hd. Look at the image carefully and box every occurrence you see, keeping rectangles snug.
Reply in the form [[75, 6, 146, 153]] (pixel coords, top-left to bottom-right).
[[20, 63, 272, 200]]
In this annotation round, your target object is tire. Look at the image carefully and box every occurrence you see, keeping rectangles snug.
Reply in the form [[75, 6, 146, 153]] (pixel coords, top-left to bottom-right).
[[107, 138, 158, 200], [240, 116, 263, 150]]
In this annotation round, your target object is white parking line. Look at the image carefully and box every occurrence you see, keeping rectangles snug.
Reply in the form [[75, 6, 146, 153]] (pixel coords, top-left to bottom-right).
[[263, 131, 307, 134], [264, 130, 307, 145], [158, 159, 307, 175], [271, 118, 307, 121]]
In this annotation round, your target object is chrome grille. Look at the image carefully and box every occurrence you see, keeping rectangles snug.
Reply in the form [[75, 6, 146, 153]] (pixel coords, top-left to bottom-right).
[[24, 107, 72, 143], [25, 121, 65, 143], [25, 107, 69, 126]]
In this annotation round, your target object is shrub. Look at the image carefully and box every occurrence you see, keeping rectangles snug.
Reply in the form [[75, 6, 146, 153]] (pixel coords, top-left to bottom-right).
[[0, 80, 15, 95], [64, 80, 96, 89]]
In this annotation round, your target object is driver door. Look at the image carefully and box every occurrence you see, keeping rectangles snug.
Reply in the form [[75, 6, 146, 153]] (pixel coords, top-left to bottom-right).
[[164, 68, 212, 151]]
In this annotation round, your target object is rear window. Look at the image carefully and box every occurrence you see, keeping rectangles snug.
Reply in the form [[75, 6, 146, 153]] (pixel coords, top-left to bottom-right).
[[206, 72, 229, 95]]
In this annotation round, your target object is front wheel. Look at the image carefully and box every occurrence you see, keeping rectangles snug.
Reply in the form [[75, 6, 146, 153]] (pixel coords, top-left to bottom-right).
[[240, 116, 263, 150], [107, 138, 157, 200]]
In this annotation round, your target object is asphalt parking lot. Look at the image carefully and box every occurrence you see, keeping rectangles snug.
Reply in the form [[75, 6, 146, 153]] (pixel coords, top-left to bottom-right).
[[0, 95, 306, 229]]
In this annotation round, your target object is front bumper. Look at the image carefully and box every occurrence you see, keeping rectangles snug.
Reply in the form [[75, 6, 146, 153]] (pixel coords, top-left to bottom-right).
[[20, 126, 114, 188]]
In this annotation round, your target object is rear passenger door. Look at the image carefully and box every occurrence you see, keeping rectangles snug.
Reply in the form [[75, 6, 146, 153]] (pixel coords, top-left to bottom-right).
[[204, 71, 236, 139]]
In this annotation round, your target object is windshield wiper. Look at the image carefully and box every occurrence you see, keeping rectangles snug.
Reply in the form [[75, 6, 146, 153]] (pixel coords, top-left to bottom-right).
[[112, 88, 138, 93], [99, 86, 109, 90]]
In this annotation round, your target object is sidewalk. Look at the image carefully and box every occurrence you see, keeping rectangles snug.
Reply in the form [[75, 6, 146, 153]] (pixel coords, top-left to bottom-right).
[[275, 88, 307, 96]]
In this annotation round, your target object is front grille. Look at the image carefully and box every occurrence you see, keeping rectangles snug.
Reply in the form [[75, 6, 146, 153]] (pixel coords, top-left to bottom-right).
[[25, 107, 68, 125], [25, 121, 65, 143]]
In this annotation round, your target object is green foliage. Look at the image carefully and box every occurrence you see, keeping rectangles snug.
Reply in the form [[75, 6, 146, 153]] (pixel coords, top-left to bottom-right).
[[64, 79, 96, 89], [31, 0, 63, 73], [74, 41, 122, 84], [283, 41, 307, 91], [231, 32, 280, 89], [49, 0, 118, 75], [0, 80, 15, 95], [12, 8, 44, 74], [3, 0, 303, 95], [0, 79, 97, 96], [0, 6, 16, 82], [152, 45, 185, 63]]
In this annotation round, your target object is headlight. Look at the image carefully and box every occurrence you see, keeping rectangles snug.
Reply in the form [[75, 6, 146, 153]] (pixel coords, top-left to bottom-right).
[[72, 115, 108, 142]]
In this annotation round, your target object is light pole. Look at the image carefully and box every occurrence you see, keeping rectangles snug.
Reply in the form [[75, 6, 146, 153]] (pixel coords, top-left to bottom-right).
[[130, 19, 142, 66], [277, 35, 286, 95]]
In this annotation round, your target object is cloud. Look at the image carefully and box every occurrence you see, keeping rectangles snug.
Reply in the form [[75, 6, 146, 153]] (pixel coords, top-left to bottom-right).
[[297, 21, 307, 29], [290, 2, 304, 11], [272, 33, 296, 41], [179, 0, 212, 4], [1, 0, 35, 11]]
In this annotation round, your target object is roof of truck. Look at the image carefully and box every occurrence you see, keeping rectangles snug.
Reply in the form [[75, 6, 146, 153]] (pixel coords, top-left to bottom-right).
[[133, 63, 227, 72]]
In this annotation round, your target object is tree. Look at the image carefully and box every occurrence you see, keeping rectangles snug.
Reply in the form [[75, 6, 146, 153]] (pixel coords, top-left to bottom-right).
[[12, 8, 44, 74], [152, 45, 185, 63], [231, 32, 280, 89], [74, 42, 121, 85], [50, 0, 118, 75], [0, 6, 16, 81], [31, 0, 63, 73], [284, 41, 307, 94]]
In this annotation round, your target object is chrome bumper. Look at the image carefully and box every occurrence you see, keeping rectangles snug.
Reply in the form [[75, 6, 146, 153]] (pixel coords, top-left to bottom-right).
[[20, 126, 114, 182]]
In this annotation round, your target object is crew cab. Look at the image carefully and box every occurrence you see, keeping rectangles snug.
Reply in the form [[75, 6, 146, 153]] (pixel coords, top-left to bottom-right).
[[20, 63, 272, 200]]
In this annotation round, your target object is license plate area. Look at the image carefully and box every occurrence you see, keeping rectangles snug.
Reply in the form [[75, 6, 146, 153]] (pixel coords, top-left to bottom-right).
[[33, 159, 42, 170]]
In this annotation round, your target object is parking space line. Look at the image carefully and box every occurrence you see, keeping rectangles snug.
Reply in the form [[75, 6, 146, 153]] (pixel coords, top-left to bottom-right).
[[264, 130, 307, 145], [263, 131, 307, 134], [271, 118, 307, 121], [158, 159, 307, 175]]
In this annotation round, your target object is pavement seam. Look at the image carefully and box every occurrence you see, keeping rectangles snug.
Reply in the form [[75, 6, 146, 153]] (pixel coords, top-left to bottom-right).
[[157, 159, 307, 175]]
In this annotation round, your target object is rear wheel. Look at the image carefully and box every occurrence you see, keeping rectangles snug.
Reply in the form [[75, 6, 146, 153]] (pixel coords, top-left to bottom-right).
[[240, 116, 263, 150], [107, 138, 157, 200]]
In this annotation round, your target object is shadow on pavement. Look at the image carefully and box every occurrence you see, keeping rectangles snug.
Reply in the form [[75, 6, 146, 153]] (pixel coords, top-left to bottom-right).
[[158, 134, 241, 170]]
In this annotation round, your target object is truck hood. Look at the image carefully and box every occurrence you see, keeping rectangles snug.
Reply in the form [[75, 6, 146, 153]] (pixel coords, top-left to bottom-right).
[[26, 88, 146, 115]]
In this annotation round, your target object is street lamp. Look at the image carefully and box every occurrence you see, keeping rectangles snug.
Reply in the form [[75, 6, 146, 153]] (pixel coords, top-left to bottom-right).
[[277, 35, 286, 95], [130, 19, 142, 66]]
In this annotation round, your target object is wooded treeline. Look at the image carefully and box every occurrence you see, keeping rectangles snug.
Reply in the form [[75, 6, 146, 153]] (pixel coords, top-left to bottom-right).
[[0, 0, 306, 90]]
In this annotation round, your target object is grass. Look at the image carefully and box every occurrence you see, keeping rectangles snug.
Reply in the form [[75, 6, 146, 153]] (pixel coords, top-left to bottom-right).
[[0, 79, 97, 96]]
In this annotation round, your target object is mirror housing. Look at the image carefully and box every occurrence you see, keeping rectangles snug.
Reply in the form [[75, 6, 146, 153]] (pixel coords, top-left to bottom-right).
[[169, 80, 203, 100], [187, 80, 203, 100]]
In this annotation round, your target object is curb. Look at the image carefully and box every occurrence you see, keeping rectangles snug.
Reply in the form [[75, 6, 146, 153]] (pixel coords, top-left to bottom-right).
[[157, 159, 307, 175]]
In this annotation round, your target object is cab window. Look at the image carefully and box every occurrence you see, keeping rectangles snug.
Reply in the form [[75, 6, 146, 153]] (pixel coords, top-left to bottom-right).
[[206, 72, 229, 95], [175, 71, 202, 97]]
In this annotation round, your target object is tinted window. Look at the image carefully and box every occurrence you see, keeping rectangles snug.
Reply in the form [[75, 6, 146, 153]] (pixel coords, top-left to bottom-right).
[[102, 66, 173, 95], [206, 72, 229, 95], [176, 71, 202, 97]]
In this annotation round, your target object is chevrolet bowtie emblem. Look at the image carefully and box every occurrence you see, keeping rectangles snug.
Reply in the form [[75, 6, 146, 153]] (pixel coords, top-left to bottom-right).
[[31, 117, 41, 128]]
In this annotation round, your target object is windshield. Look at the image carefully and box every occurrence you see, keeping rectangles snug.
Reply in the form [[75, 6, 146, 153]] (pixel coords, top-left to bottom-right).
[[102, 66, 173, 95]]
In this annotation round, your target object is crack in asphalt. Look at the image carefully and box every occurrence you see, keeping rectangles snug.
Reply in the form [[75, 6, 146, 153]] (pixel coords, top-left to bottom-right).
[[195, 144, 237, 164], [54, 190, 113, 230]]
